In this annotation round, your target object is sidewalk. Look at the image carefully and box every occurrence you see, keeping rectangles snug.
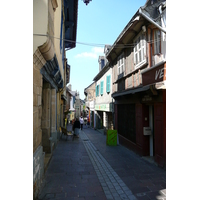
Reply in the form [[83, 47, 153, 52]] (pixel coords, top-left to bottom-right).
[[37, 124, 166, 200]]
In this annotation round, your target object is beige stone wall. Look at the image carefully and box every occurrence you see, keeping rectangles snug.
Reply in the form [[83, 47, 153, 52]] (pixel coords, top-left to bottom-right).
[[33, 49, 45, 153], [33, 0, 65, 153], [51, 89, 57, 133], [33, 0, 48, 53], [57, 93, 61, 129]]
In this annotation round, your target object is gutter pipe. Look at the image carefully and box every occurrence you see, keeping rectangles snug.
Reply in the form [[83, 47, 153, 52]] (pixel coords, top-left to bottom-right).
[[139, 8, 166, 33], [158, 4, 166, 27]]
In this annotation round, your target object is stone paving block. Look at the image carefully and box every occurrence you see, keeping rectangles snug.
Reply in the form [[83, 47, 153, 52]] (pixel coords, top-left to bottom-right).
[[128, 194, 138, 200], [105, 194, 114, 199], [125, 189, 134, 196], [118, 189, 125, 195], [120, 193, 128, 199], [37, 125, 165, 200]]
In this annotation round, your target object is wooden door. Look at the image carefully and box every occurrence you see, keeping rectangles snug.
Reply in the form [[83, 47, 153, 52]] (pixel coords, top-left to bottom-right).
[[154, 103, 166, 167]]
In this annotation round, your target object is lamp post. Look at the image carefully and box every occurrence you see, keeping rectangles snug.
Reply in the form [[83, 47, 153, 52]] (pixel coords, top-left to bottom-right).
[[83, 0, 92, 6]]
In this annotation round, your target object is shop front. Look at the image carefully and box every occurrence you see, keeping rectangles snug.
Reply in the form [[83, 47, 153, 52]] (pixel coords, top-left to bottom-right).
[[141, 61, 166, 168], [95, 103, 113, 130], [113, 79, 166, 167]]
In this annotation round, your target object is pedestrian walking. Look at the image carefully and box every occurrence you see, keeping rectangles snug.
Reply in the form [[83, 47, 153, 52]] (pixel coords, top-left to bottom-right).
[[79, 115, 84, 130], [72, 118, 80, 137]]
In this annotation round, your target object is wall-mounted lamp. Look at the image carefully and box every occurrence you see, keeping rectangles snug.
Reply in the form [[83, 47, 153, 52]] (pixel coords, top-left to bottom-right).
[[83, 0, 92, 5]]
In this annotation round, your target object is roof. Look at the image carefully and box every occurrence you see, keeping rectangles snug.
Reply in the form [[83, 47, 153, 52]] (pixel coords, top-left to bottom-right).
[[141, 0, 166, 25], [66, 86, 76, 96], [84, 82, 95, 91], [93, 62, 110, 81], [106, 0, 166, 62], [112, 85, 150, 98]]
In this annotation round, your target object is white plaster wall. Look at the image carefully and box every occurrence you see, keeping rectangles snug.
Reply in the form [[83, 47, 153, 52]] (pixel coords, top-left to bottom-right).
[[95, 68, 113, 105]]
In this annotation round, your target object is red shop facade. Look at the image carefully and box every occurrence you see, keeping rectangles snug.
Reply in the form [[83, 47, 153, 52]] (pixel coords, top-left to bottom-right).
[[113, 61, 166, 168]]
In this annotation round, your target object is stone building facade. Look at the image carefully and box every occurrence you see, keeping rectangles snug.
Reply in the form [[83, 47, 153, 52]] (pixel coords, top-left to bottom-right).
[[33, 0, 78, 198]]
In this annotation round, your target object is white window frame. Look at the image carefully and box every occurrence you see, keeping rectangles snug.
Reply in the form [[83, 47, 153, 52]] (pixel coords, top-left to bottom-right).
[[133, 32, 146, 69], [154, 29, 161, 55], [117, 53, 124, 75]]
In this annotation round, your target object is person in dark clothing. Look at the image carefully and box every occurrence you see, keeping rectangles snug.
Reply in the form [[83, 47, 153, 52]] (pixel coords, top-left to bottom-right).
[[72, 118, 80, 137]]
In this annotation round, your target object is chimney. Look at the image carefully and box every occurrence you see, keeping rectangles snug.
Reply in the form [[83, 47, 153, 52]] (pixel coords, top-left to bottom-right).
[[68, 84, 72, 90]]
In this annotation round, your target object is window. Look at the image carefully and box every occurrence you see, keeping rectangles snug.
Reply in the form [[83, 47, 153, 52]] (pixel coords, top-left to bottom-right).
[[154, 30, 161, 54], [96, 85, 99, 97], [133, 33, 146, 69], [101, 59, 105, 70], [100, 81, 104, 95], [106, 75, 111, 93], [117, 53, 124, 75]]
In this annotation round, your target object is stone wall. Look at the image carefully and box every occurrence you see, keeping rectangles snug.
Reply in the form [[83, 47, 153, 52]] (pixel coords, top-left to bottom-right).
[[33, 49, 46, 153], [33, 145, 45, 199], [33, 48, 46, 199]]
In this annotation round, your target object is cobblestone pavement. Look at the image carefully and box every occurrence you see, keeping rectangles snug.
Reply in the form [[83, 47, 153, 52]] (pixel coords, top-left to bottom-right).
[[37, 124, 166, 200], [80, 131, 137, 200]]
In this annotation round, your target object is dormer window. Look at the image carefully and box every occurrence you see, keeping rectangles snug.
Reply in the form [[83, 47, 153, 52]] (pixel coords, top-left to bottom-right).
[[101, 59, 105, 70]]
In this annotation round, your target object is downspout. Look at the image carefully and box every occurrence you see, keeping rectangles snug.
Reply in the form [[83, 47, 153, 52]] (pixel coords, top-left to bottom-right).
[[158, 4, 166, 27], [158, 3, 166, 58], [139, 8, 166, 33], [147, 28, 152, 67]]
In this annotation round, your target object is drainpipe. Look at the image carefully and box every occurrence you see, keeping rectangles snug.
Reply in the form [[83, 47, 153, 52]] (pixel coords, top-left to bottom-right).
[[158, 4, 166, 27], [147, 27, 152, 67], [139, 8, 166, 33]]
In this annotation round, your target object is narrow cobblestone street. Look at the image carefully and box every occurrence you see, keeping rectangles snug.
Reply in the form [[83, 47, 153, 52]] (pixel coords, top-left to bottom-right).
[[37, 124, 166, 200]]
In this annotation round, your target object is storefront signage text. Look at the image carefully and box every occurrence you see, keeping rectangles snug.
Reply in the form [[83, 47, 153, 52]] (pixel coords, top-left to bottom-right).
[[155, 68, 164, 81]]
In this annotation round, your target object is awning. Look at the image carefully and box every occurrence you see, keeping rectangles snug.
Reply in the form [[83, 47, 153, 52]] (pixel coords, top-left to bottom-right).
[[112, 85, 150, 98]]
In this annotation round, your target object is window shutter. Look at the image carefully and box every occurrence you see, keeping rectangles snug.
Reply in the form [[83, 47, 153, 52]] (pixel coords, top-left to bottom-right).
[[100, 81, 104, 95], [96, 85, 99, 97], [106, 75, 110, 93]]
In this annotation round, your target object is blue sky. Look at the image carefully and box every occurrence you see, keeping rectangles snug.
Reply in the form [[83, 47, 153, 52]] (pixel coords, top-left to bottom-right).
[[66, 0, 147, 99]]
